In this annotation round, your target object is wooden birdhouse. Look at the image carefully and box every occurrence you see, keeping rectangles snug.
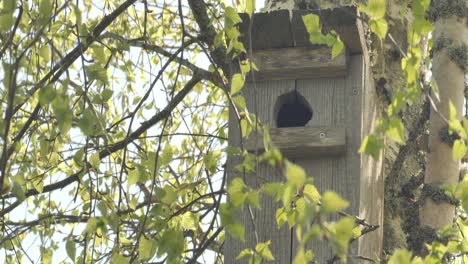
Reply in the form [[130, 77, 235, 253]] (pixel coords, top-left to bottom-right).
[[226, 6, 383, 263]]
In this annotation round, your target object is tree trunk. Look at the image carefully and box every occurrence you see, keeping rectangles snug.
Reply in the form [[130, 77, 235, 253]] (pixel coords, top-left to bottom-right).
[[420, 1, 467, 231]]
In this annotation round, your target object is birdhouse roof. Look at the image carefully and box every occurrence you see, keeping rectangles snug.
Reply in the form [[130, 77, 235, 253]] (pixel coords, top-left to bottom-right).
[[238, 6, 366, 54]]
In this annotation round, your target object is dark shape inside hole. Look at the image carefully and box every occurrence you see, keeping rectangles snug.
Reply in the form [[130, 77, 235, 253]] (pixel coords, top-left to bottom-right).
[[275, 91, 313, 128]]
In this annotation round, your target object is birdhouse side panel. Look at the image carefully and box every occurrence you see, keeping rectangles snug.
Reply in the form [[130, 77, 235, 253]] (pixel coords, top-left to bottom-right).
[[358, 54, 384, 259]]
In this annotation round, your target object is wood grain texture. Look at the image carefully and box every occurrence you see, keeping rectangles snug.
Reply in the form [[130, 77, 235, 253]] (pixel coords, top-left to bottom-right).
[[238, 10, 292, 51], [225, 80, 295, 264], [291, 57, 357, 262], [226, 53, 382, 263], [290, 8, 362, 54], [239, 6, 363, 53], [357, 51, 384, 261], [250, 47, 347, 81], [245, 127, 346, 158]]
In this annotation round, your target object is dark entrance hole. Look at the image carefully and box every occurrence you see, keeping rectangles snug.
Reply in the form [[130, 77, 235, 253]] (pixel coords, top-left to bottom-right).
[[274, 91, 313, 128]]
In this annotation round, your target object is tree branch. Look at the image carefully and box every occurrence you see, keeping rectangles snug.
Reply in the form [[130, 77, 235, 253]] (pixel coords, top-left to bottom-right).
[[188, 0, 229, 74], [0, 75, 203, 217]]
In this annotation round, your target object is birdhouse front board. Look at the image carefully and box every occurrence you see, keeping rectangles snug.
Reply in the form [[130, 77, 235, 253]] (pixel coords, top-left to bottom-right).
[[226, 7, 383, 264]]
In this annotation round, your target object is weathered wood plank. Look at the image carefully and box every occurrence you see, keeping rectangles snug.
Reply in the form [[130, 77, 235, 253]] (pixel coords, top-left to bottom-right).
[[239, 6, 364, 54], [245, 127, 346, 158], [250, 47, 347, 81], [357, 52, 384, 260], [238, 10, 292, 51], [225, 80, 295, 264], [289, 55, 362, 262]]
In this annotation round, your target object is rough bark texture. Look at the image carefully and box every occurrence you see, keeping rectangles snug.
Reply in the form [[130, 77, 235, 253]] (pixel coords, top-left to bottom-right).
[[377, 0, 430, 256], [420, 0, 467, 233]]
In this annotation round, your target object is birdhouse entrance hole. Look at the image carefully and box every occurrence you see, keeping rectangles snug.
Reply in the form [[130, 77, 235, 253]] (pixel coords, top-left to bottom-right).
[[275, 91, 312, 128]]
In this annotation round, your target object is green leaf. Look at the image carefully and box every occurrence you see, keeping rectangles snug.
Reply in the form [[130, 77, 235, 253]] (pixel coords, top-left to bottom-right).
[[100, 89, 114, 102], [276, 207, 288, 228], [97, 201, 108, 217], [413, 16, 432, 34], [430, 77, 440, 102], [302, 14, 330, 45], [453, 140, 467, 160], [65, 239, 76, 261], [92, 45, 107, 64], [448, 101, 465, 138], [321, 191, 349, 214], [72, 4, 82, 26], [11, 181, 25, 201], [181, 212, 197, 230], [230, 192, 247, 208], [325, 33, 337, 46], [359, 0, 386, 19], [303, 184, 320, 203], [111, 252, 130, 264], [245, 0, 255, 17], [302, 14, 321, 33], [236, 248, 254, 260], [388, 249, 412, 264], [39, 45, 50, 62], [282, 184, 295, 209], [352, 226, 362, 239], [73, 148, 85, 167], [32, 176, 44, 193], [246, 191, 260, 208], [38, 0, 52, 26], [330, 217, 355, 262], [388, 92, 406, 117], [89, 152, 101, 169], [309, 32, 327, 45], [232, 95, 247, 110], [255, 240, 275, 261], [386, 117, 405, 144], [86, 63, 109, 84], [41, 248, 53, 264], [158, 229, 184, 259], [0, 0, 16, 31], [220, 203, 235, 226], [359, 134, 384, 159], [160, 145, 173, 166], [139, 237, 157, 260], [84, 217, 100, 235], [285, 161, 306, 187], [161, 185, 177, 204], [331, 39, 344, 59], [293, 247, 314, 264], [370, 18, 388, 39], [225, 6, 242, 29], [78, 109, 101, 136], [449, 100, 458, 121], [240, 118, 252, 138], [3, 0, 16, 12], [39, 85, 57, 105], [335, 217, 355, 245], [0, 14, 15, 31], [231, 74, 245, 95], [227, 222, 245, 242], [262, 182, 282, 197], [51, 95, 73, 134], [228, 178, 246, 195], [127, 169, 140, 187]]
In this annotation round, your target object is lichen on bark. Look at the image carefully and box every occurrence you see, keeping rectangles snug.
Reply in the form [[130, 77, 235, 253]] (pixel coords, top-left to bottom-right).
[[427, 0, 468, 22]]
